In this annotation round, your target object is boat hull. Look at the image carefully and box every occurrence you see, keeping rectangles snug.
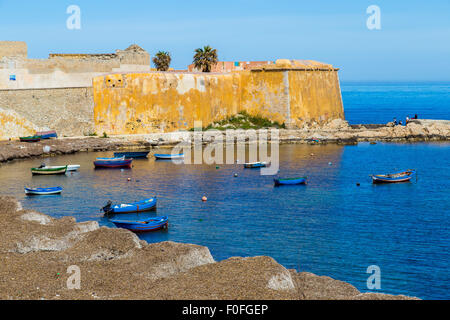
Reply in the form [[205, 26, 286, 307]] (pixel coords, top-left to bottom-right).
[[31, 166, 67, 175], [244, 162, 267, 168], [25, 187, 62, 195], [274, 177, 307, 186], [111, 216, 168, 233], [154, 154, 184, 160], [114, 151, 149, 159], [66, 165, 80, 172], [104, 197, 157, 214], [36, 130, 57, 139], [371, 170, 415, 184], [20, 136, 41, 143], [94, 159, 132, 168]]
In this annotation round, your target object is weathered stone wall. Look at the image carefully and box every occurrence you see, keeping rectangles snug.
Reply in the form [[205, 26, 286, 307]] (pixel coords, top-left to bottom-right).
[[0, 43, 150, 89], [93, 72, 242, 134], [0, 41, 27, 59], [0, 87, 94, 139], [92, 61, 345, 135]]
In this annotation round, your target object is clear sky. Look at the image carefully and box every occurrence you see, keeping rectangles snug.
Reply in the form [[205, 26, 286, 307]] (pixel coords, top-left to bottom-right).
[[1, 0, 449, 81]]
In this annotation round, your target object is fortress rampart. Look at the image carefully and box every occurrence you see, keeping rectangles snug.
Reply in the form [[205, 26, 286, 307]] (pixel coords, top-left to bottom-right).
[[93, 59, 344, 134]]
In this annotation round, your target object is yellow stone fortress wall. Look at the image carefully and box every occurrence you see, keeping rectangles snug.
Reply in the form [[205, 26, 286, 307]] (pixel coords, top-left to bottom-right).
[[93, 59, 345, 134]]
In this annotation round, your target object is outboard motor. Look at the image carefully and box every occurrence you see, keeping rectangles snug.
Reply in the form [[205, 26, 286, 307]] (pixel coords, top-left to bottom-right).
[[102, 200, 113, 214], [39, 163, 46, 168]]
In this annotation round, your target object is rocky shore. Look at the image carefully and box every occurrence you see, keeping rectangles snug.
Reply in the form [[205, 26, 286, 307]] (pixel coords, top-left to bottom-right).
[[0, 119, 448, 164], [0, 196, 417, 300]]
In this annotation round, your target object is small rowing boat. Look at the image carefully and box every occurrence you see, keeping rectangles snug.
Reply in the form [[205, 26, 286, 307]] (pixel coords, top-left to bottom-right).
[[114, 151, 150, 159], [274, 177, 307, 186], [102, 197, 157, 214], [20, 136, 41, 143], [96, 156, 125, 161], [25, 186, 62, 195], [94, 158, 132, 168], [66, 165, 80, 172], [31, 165, 67, 175], [110, 216, 168, 233], [244, 161, 267, 168], [154, 153, 184, 160], [371, 170, 416, 184], [35, 130, 57, 139]]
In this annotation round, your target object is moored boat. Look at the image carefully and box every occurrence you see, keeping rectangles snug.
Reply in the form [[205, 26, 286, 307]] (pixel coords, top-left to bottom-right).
[[371, 170, 416, 184], [96, 156, 125, 161], [31, 165, 67, 175], [102, 197, 157, 214], [114, 151, 150, 159], [110, 216, 168, 233], [244, 161, 267, 168], [154, 153, 184, 160], [66, 165, 80, 172], [35, 130, 57, 139], [94, 158, 132, 168], [25, 186, 62, 195], [274, 177, 307, 186], [20, 136, 41, 143]]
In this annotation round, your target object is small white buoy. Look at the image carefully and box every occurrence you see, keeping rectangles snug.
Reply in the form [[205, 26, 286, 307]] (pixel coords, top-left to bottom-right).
[[234, 173, 238, 177], [328, 162, 332, 166], [202, 196, 207, 202], [127, 178, 131, 181]]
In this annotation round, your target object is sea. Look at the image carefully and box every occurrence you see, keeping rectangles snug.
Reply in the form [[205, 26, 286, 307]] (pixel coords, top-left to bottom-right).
[[0, 82, 448, 299]]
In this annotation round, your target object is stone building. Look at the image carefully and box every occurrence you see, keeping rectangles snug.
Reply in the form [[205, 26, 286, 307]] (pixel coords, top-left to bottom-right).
[[0, 42, 150, 89]]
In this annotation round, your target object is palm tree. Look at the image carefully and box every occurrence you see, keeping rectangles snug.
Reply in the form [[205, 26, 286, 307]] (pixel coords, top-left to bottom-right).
[[193, 46, 218, 72], [152, 51, 171, 71]]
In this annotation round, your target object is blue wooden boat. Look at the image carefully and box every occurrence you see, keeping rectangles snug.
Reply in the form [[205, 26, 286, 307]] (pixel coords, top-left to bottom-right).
[[94, 158, 132, 168], [244, 161, 267, 168], [371, 170, 416, 184], [25, 186, 62, 195], [274, 177, 307, 186], [114, 151, 149, 159], [35, 130, 57, 139], [96, 156, 125, 161], [110, 216, 168, 233], [102, 197, 157, 214], [154, 153, 184, 160]]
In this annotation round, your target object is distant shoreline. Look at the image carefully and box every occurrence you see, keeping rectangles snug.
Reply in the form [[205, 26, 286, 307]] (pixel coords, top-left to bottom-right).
[[1, 119, 449, 164]]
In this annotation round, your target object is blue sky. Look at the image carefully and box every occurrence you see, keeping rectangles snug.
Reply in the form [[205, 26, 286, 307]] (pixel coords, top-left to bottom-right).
[[1, 0, 449, 81]]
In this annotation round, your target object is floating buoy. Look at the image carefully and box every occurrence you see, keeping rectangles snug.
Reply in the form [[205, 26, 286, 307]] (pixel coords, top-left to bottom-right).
[[202, 196, 208, 202], [127, 178, 131, 181], [356, 183, 360, 186], [328, 162, 332, 166], [234, 173, 238, 177], [310, 153, 314, 156]]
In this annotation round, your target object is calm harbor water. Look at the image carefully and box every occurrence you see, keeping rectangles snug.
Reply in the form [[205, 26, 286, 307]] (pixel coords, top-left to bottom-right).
[[0, 142, 449, 299], [342, 82, 450, 124]]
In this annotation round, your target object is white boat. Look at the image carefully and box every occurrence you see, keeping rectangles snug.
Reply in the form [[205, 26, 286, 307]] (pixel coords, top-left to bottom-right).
[[67, 165, 80, 172]]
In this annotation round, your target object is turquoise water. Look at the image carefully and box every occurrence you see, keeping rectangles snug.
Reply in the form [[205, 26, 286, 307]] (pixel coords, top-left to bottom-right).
[[0, 142, 448, 300], [342, 82, 450, 124]]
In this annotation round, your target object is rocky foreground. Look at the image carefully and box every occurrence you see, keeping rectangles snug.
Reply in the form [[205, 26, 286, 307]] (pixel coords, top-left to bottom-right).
[[0, 196, 417, 300], [0, 119, 449, 163]]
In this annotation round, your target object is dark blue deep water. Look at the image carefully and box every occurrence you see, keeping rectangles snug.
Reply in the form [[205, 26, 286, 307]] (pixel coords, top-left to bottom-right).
[[342, 82, 450, 124], [0, 142, 448, 299]]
